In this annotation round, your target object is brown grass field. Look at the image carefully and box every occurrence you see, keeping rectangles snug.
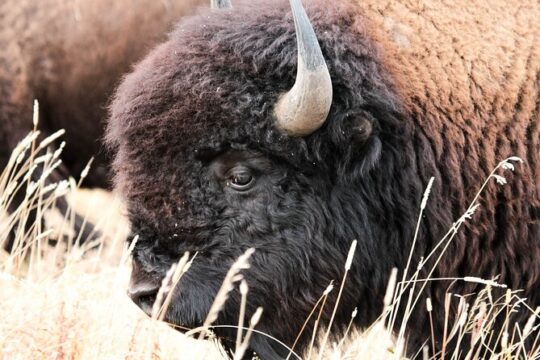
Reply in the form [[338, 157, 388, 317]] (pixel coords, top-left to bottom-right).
[[1, 112, 539, 359], [0, 187, 228, 359]]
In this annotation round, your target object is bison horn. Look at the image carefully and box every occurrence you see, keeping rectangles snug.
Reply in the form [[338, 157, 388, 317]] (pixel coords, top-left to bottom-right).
[[211, 0, 232, 9], [274, 0, 333, 136]]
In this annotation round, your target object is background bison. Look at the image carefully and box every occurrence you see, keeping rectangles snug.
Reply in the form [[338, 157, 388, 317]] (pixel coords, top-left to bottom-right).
[[0, 0, 203, 248], [106, 0, 540, 358]]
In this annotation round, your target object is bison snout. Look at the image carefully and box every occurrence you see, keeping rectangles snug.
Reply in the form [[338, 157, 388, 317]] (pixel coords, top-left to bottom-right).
[[128, 260, 161, 316], [127, 281, 159, 316]]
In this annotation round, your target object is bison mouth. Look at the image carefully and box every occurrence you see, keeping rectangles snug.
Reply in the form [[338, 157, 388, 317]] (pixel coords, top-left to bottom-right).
[[127, 271, 244, 357], [127, 283, 159, 318], [127, 257, 216, 331], [126, 258, 287, 360]]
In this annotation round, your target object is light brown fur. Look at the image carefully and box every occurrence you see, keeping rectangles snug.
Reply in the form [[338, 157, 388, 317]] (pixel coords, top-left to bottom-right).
[[0, 0, 202, 185], [360, 0, 539, 187], [356, 0, 540, 345]]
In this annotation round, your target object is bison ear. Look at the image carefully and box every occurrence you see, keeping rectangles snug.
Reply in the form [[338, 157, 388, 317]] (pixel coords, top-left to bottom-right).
[[350, 116, 373, 145], [349, 114, 382, 175], [330, 110, 381, 176], [211, 0, 232, 9], [339, 111, 376, 149]]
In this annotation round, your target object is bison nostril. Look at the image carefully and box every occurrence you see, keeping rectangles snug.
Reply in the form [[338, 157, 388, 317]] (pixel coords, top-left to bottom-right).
[[128, 285, 160, 316]]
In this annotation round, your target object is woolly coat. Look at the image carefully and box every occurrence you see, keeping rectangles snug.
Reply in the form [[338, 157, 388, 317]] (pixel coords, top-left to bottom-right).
[[364, 0, 540, 306], [106, 0, 539, 355], [361, 0, 540, 349], [1, 0, 537, 356], [0, 0, 202, 186]]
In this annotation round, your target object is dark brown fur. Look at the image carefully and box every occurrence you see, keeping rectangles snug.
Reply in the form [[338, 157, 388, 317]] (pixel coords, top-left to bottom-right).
[[106, 0, 539, 357]]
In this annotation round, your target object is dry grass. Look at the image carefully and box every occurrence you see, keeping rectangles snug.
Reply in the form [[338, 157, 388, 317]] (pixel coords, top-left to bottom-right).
[[1, 105, 539, 359], [0, 107, 227, 359], [0, 188, 226, 359], [0, 253, 226, 360]]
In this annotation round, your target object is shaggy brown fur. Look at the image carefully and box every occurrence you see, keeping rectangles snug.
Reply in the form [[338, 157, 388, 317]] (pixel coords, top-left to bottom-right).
[[362, 0, 540, 349], [0, 0, 202, 186], [0, 0, 203, 248], [105, 0, 537, 357]]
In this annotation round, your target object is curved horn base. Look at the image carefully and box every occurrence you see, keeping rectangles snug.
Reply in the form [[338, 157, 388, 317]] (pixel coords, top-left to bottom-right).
[[274, 60, 332, 136]]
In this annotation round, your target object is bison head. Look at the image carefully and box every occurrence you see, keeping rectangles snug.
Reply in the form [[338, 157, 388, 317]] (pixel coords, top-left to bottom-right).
[[107, 0, 418, 357]]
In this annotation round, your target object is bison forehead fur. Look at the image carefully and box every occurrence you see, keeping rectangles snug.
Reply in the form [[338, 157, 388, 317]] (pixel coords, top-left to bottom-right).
[[107, 0, 540, 358]]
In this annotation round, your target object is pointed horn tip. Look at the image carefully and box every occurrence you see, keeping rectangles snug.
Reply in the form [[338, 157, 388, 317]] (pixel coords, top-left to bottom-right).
[[274, 0, 333, 136]]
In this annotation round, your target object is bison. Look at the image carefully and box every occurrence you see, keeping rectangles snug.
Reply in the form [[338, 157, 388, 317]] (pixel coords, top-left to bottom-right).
[[107, 0, 540, 357], [106, 0, 540, 357], [4, 0, 537, 357], [0, 0, 203, 249]]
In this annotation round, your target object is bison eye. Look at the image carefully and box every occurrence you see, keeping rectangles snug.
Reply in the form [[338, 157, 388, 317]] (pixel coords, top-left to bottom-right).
[[226, 168, 254, 191]]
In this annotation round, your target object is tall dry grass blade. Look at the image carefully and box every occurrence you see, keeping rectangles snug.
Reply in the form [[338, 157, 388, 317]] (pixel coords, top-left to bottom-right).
[[384, 268, 399, 311], [307, 283, 334, 360], [523, 307, 540, 339], [426, 297, 436, 357], [317, 239, 357, 360], [422, 344, 430, 360], [148, 256, 196, 322], [336, 307, 357, 351], [389, 177, 434, 333], [233, 307, 263, 360], [151, 263, 179, 319], [287, 282, 334, 360], [235, 280, 249, 355], [198, 248, 255, 340]]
